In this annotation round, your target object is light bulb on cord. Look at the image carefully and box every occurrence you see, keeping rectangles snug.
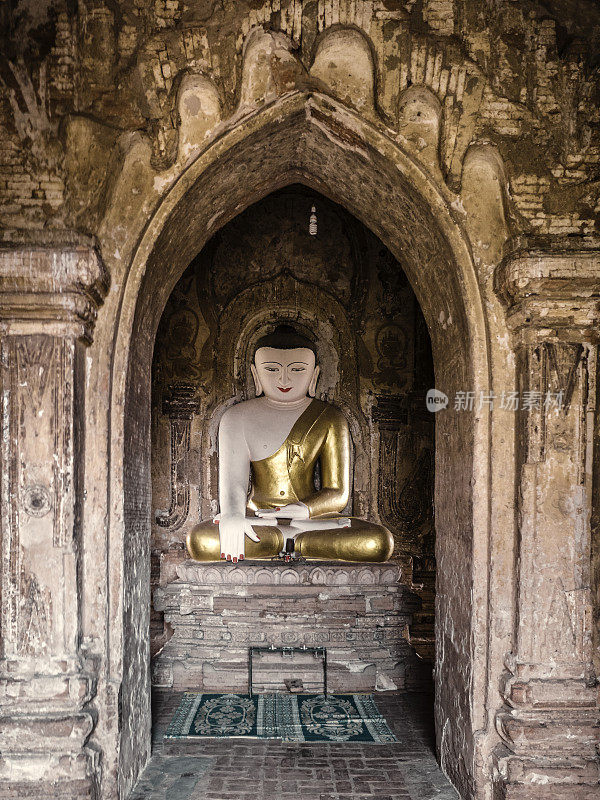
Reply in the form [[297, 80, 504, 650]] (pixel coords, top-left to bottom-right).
[[309, 204, 317, 236]]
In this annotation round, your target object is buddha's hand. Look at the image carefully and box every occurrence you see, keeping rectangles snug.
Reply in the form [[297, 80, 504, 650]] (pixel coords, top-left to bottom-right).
[[216, 514, 260, 563], [255, 502, 309, 520]]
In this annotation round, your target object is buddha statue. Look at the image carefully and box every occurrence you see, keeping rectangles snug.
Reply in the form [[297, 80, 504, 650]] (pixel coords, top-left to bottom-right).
[[186, 325, 393, 563]]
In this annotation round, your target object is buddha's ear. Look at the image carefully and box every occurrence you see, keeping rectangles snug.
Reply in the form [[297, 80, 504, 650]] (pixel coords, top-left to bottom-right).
[[251, 363, 263, 396], [308, 365, 320, 397]]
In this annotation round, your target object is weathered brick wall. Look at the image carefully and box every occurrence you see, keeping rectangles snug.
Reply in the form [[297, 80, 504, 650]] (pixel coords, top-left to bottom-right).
[[0, 1, 598, 239]]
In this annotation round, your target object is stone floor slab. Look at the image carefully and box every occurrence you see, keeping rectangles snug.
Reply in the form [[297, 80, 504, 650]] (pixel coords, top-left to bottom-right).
[[126, 690, 459, 800]]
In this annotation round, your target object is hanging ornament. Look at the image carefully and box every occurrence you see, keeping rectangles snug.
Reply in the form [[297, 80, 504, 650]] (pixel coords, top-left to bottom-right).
[[309, 204, 317, 236]]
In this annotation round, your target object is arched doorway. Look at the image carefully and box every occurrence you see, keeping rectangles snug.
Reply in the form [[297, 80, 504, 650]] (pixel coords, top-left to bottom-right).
[[108, 93, 494, 798], [149, 183, 437, 683]]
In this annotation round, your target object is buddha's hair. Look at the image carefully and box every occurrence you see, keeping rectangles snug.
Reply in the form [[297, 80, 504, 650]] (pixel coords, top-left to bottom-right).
[[254, 324, 317, 355]]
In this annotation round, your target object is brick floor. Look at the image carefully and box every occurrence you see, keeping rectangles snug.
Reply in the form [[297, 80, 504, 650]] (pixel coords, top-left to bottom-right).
[[127, 690, 458, 799]]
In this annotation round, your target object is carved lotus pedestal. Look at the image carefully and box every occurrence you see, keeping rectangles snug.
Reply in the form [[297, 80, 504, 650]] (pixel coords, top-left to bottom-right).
[[152, 560, 427, 693]]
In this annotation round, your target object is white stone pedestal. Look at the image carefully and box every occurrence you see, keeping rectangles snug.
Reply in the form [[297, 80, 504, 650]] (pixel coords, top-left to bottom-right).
[[152, 560, 428, 693]]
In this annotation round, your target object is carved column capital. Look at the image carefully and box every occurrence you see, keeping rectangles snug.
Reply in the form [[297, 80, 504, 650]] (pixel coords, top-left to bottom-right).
[[0, 238, 109, 344], [494, 237, 600, 341]]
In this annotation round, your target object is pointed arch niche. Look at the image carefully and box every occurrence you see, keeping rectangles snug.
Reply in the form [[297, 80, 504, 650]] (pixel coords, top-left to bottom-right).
[[107, 95, 497, 798], [149, 184, 437, 664]]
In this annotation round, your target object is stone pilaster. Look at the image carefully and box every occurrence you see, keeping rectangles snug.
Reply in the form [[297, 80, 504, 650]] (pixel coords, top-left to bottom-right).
[[493, 239, 600, 798], [154, 382, 200, 532], [0, 239, 108, 791]]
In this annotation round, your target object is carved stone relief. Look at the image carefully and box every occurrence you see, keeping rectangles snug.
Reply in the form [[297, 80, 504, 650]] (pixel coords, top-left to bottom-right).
[[155, 383, 201, 532], [518, 341, 587, 465], [371, 389, 435, 610], [1, 334, 76, 658], [516, 338, 593, 666]]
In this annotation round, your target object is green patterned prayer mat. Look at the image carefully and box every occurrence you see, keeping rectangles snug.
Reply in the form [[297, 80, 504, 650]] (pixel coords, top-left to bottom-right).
[[165, 693, 397, 743]]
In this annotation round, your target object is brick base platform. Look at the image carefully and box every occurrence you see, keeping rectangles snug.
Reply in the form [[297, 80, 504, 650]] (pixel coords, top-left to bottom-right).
[[152, 561, 429, 692]]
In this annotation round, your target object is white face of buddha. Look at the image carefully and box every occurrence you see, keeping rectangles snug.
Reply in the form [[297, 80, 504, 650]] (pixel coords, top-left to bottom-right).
[[252, 347, 320, 403]]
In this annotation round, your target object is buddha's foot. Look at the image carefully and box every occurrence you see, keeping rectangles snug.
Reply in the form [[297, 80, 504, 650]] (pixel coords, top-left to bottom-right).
[[186, 520, 284, 562], [295, 520, 394, 562]]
